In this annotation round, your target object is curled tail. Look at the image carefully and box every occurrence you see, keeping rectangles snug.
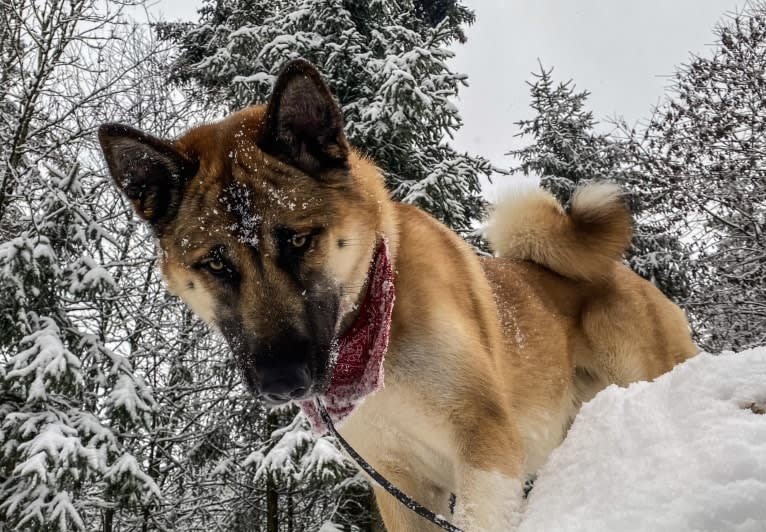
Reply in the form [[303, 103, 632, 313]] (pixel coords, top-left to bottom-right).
[[485, 183, 633, 282]]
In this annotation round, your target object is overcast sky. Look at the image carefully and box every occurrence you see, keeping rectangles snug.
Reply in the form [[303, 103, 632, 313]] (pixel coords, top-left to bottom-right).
[[151, 0, 740, 195], [449, 0, 739, 195]]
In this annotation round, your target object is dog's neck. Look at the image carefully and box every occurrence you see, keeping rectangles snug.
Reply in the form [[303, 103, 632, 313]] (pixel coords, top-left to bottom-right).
[[299, 159, 400, 432], [299, 236, 395, 432]]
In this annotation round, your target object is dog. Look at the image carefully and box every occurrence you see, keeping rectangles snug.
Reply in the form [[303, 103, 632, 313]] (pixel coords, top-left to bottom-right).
[[99, 58, 697, 531]]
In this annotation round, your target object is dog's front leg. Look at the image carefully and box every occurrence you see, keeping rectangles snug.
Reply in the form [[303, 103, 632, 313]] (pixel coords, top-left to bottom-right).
[[453, 428, 526, 531], [455, 466, 524, 531], [371, 462, 454, 532]]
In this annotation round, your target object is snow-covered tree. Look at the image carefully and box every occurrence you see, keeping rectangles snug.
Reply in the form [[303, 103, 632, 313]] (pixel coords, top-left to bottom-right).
[[509, 64, 621, 203], [0, 2, 162, 528], [509, 65, 691, 302], [158, 0, 496, 235], [635, 2, 766, 350]]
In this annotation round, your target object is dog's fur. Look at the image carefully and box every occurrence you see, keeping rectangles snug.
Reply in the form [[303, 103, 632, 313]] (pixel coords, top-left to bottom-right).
[[99, 59, 697, 531]]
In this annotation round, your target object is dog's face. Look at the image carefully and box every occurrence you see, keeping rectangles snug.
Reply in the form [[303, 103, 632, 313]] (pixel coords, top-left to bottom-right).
[[99, 60, 384, 404]]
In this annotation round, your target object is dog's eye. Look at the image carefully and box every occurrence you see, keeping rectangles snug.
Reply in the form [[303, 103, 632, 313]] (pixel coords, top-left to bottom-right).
[[206, 260, 226, 272], [290, 233, 311, 249], [197, 249, 238, 282], [275, 227, 320, 266], [202, 258, 231, 276]]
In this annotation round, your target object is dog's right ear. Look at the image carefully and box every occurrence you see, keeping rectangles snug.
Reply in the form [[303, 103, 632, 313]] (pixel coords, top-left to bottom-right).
[[260, 59, 349, 177], [98, 124, 197, 230]]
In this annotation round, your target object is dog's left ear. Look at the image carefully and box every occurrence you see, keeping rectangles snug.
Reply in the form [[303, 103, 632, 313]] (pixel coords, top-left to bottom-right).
[[260, 59, 350, 176], [98, 124, 198, 232]]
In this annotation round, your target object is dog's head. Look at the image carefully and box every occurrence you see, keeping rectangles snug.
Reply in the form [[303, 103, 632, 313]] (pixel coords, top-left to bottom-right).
[[99, 60, 391, 404]]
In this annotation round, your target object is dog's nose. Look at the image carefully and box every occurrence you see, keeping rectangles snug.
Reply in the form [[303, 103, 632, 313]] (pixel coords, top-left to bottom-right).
[[259, 363, 311, 402], [237, 329, 317, 402]]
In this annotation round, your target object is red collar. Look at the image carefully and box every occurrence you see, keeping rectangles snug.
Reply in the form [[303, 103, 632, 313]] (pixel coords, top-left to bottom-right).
[[299, 237, 395, 433]]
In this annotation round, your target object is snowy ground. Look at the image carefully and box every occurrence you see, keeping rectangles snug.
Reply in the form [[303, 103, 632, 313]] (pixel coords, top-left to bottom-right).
[[520, 348, 766, 532]]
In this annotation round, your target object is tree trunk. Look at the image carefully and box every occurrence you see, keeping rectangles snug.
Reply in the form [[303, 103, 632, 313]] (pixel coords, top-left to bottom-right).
[[103, 508, 113, 532], [286, 491, 294, 532], [266, 411, 279, 532]]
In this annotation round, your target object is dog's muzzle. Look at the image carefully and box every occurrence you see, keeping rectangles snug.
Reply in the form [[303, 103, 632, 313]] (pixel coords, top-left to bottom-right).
[[257, 361, 312, 404], [238, 330, 321, 404]]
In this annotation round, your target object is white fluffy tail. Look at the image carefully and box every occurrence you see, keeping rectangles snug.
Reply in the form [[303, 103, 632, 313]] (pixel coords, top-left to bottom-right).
[[485, 183, 633, 282]]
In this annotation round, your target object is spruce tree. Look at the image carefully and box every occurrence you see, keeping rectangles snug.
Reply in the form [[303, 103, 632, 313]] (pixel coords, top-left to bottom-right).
[[158, 0, 494, 235], [509, 64, 619, 203], [509, 64, 691, 303]]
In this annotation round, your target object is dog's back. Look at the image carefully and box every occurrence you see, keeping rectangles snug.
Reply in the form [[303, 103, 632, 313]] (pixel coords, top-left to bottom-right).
[[480, 184, 697, 471]]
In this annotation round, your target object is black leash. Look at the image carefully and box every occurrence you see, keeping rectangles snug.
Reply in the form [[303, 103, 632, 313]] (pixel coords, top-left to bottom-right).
[[316, 399, 464, 532]]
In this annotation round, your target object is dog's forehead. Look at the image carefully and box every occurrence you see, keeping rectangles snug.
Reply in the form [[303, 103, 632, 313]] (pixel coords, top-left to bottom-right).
[[173, 180, 329, 248], [217, 176, 327, 231]]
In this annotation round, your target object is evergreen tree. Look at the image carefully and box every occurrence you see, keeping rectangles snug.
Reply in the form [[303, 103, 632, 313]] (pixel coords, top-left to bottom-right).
[[509, 64, 620, 203], [0, 3, 162, 528], [157, 0, 495, 235], [508, 64, 691, 302], [636, 2, 766, 350]]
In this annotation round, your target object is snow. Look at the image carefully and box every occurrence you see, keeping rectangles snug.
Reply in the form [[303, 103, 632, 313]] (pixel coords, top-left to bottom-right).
[[519, 348, 766, 532], [109, 374, 152, 422], [8, 318, 82, 384], [231, 71, 274, 85], [75, 256, 116, 292], [15, 421, 104, 476], [318, 522, 344, 532], [254, 425, 313, 480], [299, 437, 346, 481], [48, 491, 85, 531], [14, 450, 49, 481]]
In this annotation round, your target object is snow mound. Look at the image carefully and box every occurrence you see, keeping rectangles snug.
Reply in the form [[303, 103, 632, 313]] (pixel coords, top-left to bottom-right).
[[520, 348, 766, 532]]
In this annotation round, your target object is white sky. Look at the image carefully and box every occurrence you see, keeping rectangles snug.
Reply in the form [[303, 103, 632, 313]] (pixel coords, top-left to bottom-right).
[[449, 0, 740, 196], [149, 0, 741, 196]]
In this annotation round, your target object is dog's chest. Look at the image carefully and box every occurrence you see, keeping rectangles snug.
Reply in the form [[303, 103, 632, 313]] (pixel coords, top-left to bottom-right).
[[338, 382, 457, 491]]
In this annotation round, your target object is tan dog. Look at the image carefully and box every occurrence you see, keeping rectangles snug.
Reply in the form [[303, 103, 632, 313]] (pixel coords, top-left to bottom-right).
[[99, 59, 697, 531]]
